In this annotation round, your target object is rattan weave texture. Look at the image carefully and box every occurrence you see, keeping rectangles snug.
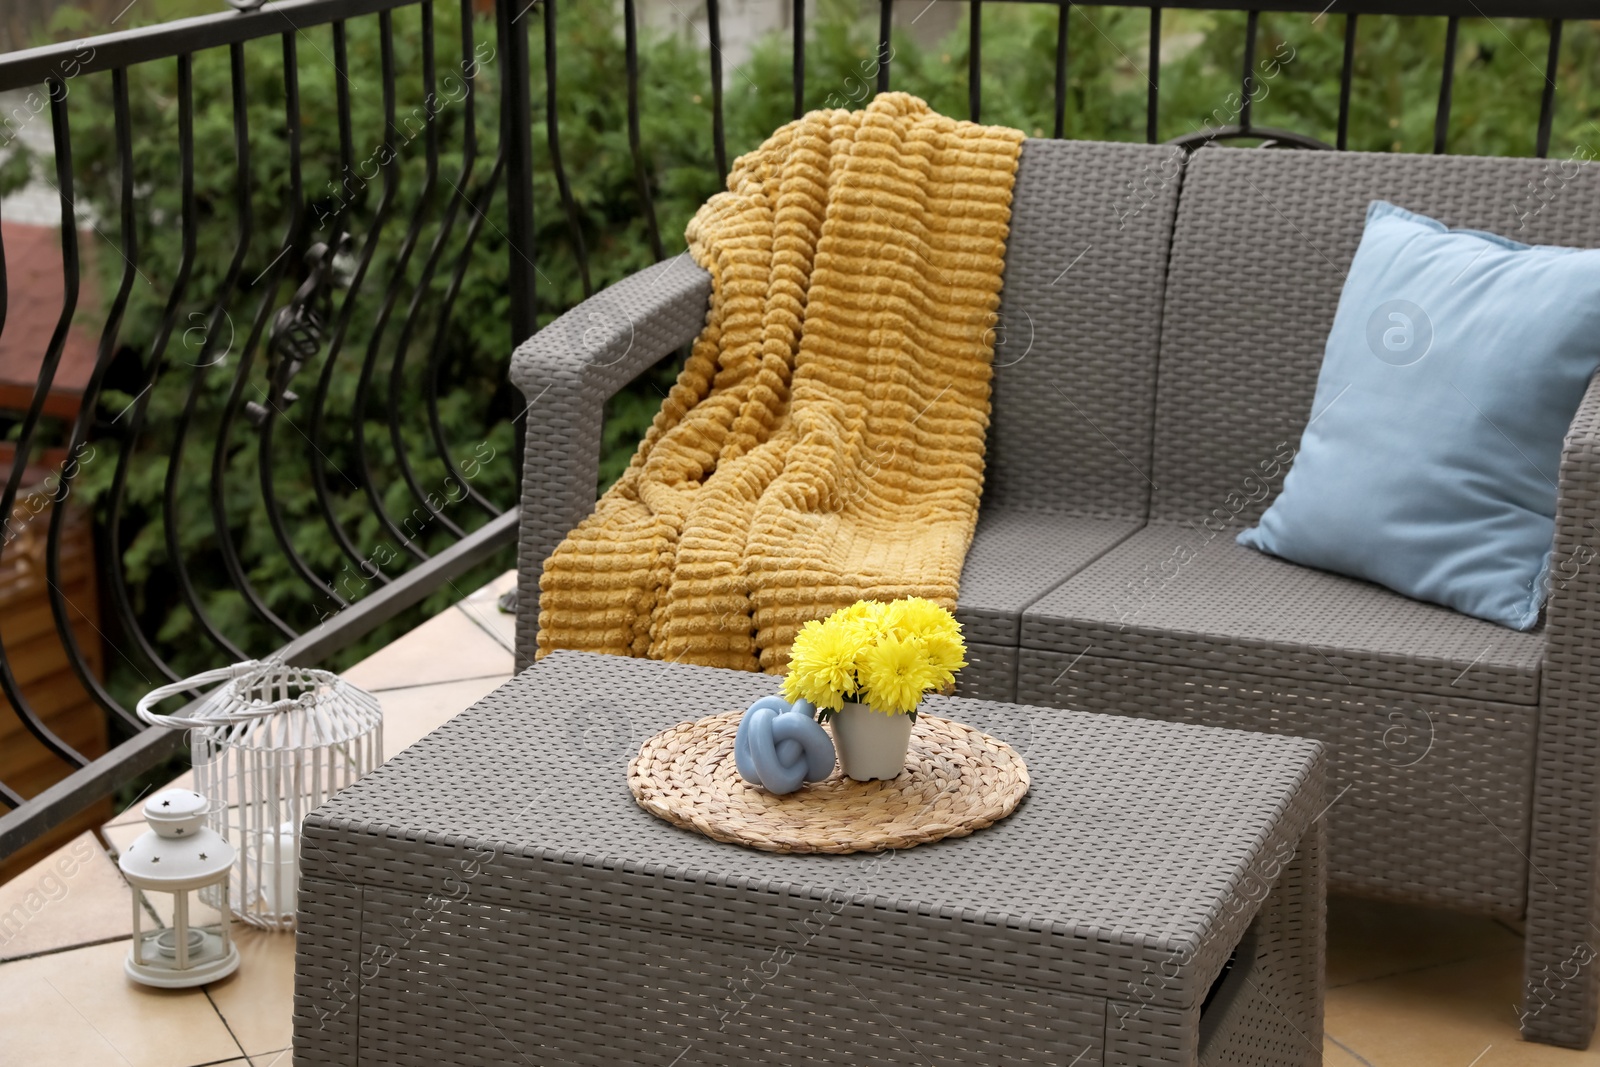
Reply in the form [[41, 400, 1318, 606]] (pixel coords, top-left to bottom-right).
[[1024, 524, 1544, 706], [982, 140, 1181, 519], [1016, 646, 1535, 915], [957, 639, 1019, 703], [1527, 371, 1600, 1047], [1149, 147, 1600, 525], [627, 709, 1029, 853], [956, 140, 1179, 657], [958, 511, 1140, 647], [293, 651, 1325, 1066]]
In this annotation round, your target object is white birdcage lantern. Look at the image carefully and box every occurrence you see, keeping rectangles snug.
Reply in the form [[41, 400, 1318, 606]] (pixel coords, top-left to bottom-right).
[[119, 789, 239, 987], [137, 660, 384, 931]]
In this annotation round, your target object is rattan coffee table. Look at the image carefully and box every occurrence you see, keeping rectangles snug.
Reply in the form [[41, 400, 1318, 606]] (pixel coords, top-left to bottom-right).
[[292, 651, 1325, 1066]]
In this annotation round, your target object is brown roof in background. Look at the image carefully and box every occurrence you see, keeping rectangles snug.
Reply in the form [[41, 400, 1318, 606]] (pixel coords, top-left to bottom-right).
[[0, 221, 97, 421]]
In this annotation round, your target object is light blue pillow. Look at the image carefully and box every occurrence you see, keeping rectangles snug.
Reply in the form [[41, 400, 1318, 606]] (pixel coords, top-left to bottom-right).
[[1238, 201, 1600, 631]]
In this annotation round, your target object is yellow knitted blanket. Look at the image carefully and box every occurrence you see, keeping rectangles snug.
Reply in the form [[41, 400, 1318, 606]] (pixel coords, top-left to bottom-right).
[[537, 93, 1024, 673]]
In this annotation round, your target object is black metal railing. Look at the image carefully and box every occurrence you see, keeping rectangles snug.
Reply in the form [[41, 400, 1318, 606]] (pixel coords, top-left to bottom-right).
[[0, 0, 1593, 863], [0, 0, 535, 859]]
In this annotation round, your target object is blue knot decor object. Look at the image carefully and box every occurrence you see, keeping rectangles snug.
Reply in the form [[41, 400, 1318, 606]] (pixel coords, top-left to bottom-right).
[[733, 696, 836, 795]]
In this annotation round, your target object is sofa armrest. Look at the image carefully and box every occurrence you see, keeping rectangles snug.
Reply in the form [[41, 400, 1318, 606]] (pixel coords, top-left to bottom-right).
[[1524, 370, 1600, 1046], [511, 254, 712, 668]]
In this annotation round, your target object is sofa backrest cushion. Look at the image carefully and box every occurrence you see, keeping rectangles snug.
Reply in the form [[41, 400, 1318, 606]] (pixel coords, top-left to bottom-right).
[[1150, 146, 1600, 527], [984, 139, 1184, 519]]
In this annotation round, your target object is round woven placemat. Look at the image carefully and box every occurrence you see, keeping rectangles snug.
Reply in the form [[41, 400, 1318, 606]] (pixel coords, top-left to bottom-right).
[[627, 709, 1029, 854]]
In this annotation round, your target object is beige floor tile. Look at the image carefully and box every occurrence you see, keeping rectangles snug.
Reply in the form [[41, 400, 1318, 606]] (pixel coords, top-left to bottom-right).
[[206, 927, 295, 1056], [0, 832, 135, 961], [341, 599, 514, 693], [379, 673, 512, 759], [455, 568, 518, 653], [1328, 894, 1522, 987], [1327, 949, 1600, 1066], [1324, 1035, 1370, 1064], [108, 804, 148, 828], [0, 939, 244, 1067], [250, 1050, 291, 1066]]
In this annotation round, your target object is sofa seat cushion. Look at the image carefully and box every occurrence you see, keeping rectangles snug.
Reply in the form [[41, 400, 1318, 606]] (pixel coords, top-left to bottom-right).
[[955, 509, 1140, 646], [1020, 522, 1544, 705]]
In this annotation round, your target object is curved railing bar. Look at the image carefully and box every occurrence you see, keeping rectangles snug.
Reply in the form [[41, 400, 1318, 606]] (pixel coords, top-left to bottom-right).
[[256, 396, 350, 621], [386, 0, 473, 541], [1165, 124, 1334, 152], [624, 0, 664, 262], [0, 780, 22, 812], [421, 12, 499, 520], [44, 68, 146, 732], [424, 150, 507, 518], [306, 12, 404, 581], [209, 32, 310, 638], [0, 82, 89, 767], [345, 5, 439, 563], [543, 0, 591, 297], [256, 21, 361, 606], [158, 41, 257, 660], [101, 62, 197, 688]]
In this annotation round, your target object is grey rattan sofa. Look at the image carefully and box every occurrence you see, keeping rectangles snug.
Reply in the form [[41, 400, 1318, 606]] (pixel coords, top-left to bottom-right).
[[511, 140, 1600, 1047]]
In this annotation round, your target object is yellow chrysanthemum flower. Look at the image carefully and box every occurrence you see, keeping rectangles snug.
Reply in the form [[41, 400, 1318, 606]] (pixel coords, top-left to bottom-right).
[[918, 629, 966, 675], [857, 634, 942, 715], [832, 600, 889, 630], [782, 617, 867, 712], [884, 597, 966, 684], [782, 598, 966, 716], [883, 597, 949, 638]]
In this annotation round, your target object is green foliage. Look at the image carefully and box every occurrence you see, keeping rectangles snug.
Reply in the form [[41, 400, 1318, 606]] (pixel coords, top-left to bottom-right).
[[52, 4, 520, 704], [29, 0, 1598, 708]]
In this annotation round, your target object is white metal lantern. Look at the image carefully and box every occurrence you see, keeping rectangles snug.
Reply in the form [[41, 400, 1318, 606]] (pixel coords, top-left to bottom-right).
[[119, 789, 240, 988], [137, 659, 383, 931]]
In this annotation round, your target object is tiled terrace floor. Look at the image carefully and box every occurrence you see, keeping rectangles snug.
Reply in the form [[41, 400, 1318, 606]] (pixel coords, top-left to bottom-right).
[[0, 569, 1595, 1066]]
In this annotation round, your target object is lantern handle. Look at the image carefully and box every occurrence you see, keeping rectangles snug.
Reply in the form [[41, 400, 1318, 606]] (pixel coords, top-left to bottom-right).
[[136, 659, 321, 730]]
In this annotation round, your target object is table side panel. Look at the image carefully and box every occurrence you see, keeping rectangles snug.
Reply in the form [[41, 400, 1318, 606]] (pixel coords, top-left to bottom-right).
[[1104, 818, 1325, 1067], [354, 883, 1110, 1066], [1198, 819, 1325, 1067], [299, 819, 1223, 1013], [292, 877, 364, 1066]]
